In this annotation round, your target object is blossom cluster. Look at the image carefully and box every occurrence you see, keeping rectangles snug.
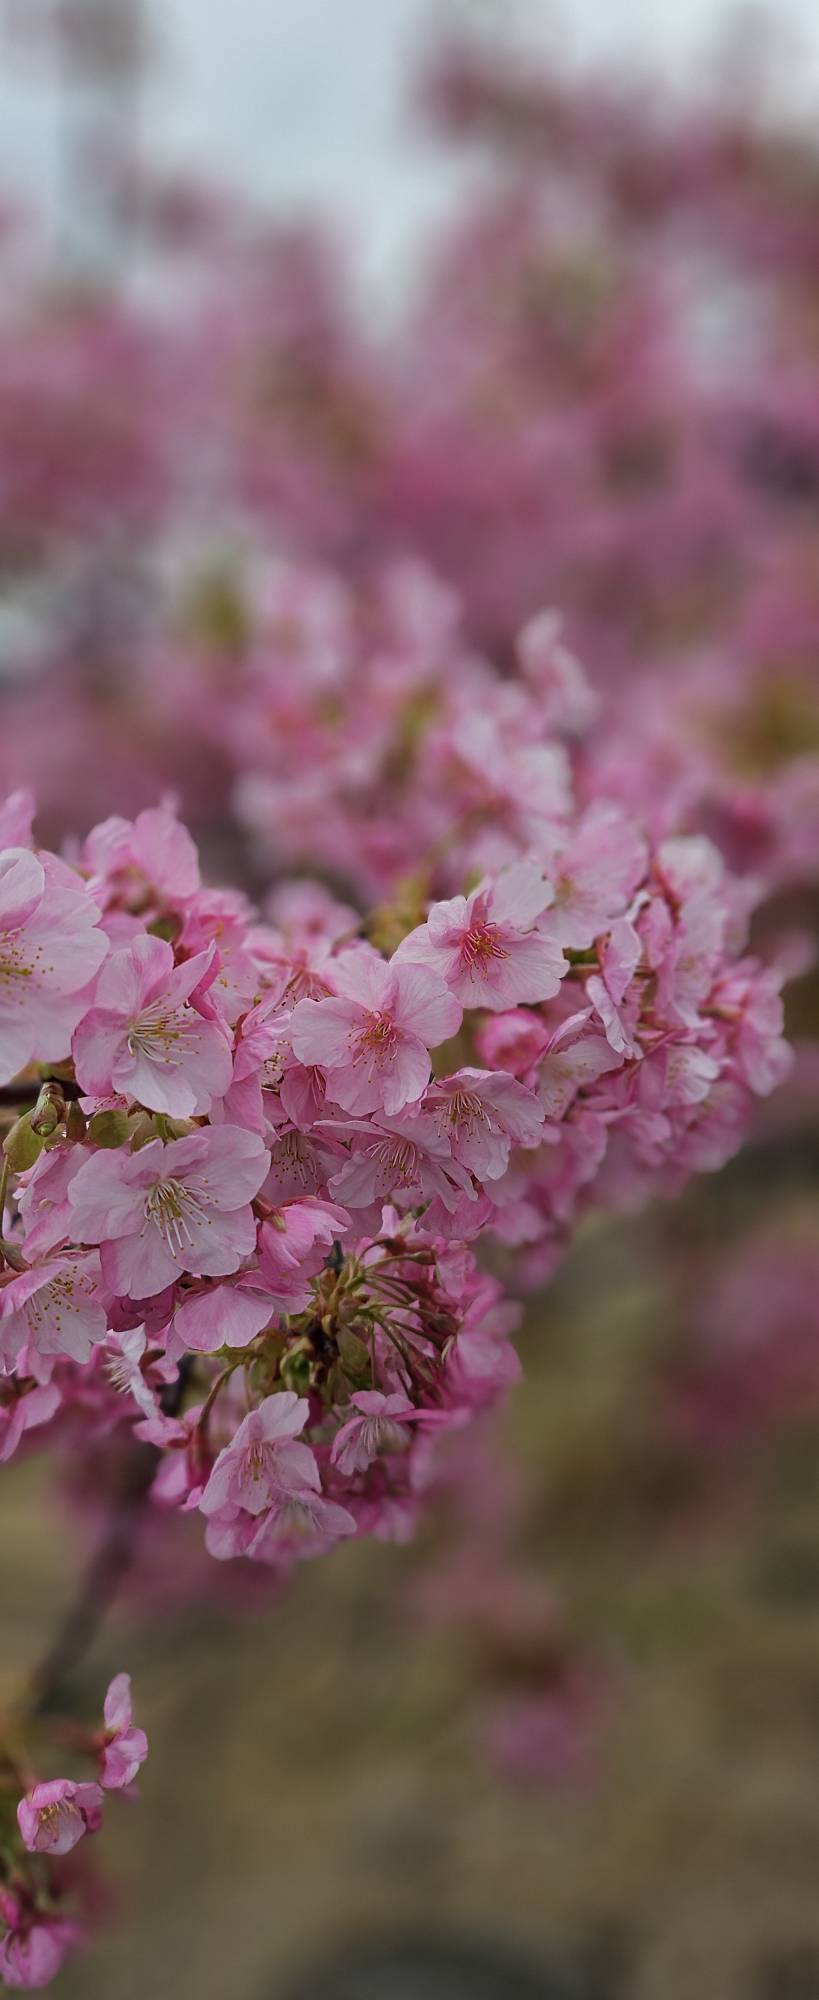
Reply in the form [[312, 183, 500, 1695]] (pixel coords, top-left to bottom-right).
[[0, 787, 789, 1532], [0, 1674, 146, 1989], [0, 765, 790, 1973]]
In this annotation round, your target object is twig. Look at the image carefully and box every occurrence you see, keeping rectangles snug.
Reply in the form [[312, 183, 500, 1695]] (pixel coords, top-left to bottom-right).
[[24, 1359, 193, 1718]]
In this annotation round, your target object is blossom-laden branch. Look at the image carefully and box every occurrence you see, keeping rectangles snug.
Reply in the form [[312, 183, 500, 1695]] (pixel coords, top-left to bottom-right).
[[0, 755, 790, 1984]]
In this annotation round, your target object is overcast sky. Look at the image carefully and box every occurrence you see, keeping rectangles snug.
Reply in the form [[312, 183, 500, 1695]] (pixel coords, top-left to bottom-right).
[[2, 0, 819, 292]]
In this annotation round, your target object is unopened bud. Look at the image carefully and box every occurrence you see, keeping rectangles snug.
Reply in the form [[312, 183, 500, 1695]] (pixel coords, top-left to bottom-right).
[[88, 1108, 131, 1149], [3, 1113, 44, 1172], [30, 1082, 66, 1137], [336, 1327, 370, 1381], [65, 1101, 88, 1143]]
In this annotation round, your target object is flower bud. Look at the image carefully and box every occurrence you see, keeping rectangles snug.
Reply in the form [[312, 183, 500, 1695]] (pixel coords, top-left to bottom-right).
[[30, 1081, 66, 1136], [3, 1113, 44, 1172], [336, 1326, 370, 1382], [89, 1109, 131, 1149]]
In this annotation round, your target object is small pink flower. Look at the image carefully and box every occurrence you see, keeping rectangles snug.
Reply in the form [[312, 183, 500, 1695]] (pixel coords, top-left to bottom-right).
[[537, 1015, 623, 1120], [17, 1780, 103, 1857], [425, 1068, 545, 1178], [83, 806, 200, 909], [397, 861, 565, 1011], [99, 1673, 148, 1791], [73, 934, 232, 1117], [0, 1890, 81, 1990], [171, 1273, 277, 1354], [0, 848, 109, 1085], [586, 918, 642, 1057], [290, 946, 461, 1115], [257, 1198, 349, 1309], [0, 1254, 108, 1370], [323, 1106, 474, 1217], [331, 1391, 417, 1476], [539, 806, 647, 949], [67, 1126, 267, 1298], [0, 1381, 60, 1464], [246, 1489, 357, 1562], [200, 1393, 318, 1519]]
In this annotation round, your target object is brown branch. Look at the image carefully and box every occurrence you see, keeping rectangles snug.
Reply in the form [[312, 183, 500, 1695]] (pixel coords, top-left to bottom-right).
[[25, 1359, 193, 1719]]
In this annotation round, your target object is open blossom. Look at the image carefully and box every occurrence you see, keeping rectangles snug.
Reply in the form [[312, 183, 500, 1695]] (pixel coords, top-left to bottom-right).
[[331, 1390, 418, 1476], [171, 1272, 278, 1354], [396, 861, 566, 1010], [200, 1393, 318, 1518], [242, 1488, 356, 1562], [324, 1106, 475, 1217], [425, 1068, 545, 1178], [586, 918, 642, 1058], [0, 1380, 60, 1463], [0, 845, 108, 1084], [83, 805, 200, 910], [0, 1891, 81, 1991], [289, 947, 461, 1115], [99, 1674, 148, 1791], [67, 1127, 267, 1297], [17, 1780, 103, 1857], [0, 1254, 108, 1370], [536, 1014, 623, 1120], [257, 1197, 349, 1309], [72, 935, 232, 1117], [538, 806, 647, 949]]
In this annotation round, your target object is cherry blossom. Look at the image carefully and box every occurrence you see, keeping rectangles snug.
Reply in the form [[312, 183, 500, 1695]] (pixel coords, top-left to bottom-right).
[[72, 935, 232, 1117], [67, 1127, 267, 1297], [396, 862, 566, 1011], [17, 1781, 103, 1857], [290, 947, 461, 1115], [0, 848, 108, 1085], [98, 1675, 149, 1792]]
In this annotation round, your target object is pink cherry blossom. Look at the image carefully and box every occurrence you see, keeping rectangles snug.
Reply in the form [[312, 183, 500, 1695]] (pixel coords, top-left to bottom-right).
[[290, 946, 461, 1115], [425, 1068, 545, 1178], [0, 1380, 60, 1463], [397, 861, 566, 1011], [537, 1014, 623, 1119], [0, 848, 108, 1084], [586, 918, 642, 1058], [257, 1198, 349, 1309], [538, 805, 647, 949], [245, 1488, 357, 1561], [324, 1106, 475, 1217], [83, 805, 200, 910], [331, 1390, 417, 1476], [17, 1780, 103, 1857], [0, 1891, 81, 1991], [67, 1127, 267, 1298], [200, 1392, 318, 1518], [0, 1254, 108, 1370], [72, 935, 232, 1116], [99, 1674, 148, 1790], [171, 1273, 277, 1354]]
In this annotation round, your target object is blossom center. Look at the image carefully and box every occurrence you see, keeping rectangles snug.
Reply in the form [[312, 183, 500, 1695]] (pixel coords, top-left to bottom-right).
[[355, 1011, 399, 1062], [459, 921, 509, 977], [443, 1088, 488, 1135], [128, 1004, 188, 1067], [144, 1178, 208, 1253], [0, 933, 37, 993], [374, 1137, 419, 1185]]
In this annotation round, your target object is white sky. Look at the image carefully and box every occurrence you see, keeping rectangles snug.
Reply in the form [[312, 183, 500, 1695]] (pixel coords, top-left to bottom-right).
[[2, 0, 819, 294]]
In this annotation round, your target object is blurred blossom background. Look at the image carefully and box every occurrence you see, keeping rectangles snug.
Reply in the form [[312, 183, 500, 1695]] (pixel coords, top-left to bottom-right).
[[3, 2, 819, 1995]]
